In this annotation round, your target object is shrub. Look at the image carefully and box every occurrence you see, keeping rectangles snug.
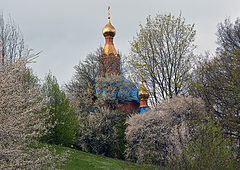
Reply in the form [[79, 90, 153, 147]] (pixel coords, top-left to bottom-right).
[[76, 107, 126, 159], [125, 96, 207, 166]]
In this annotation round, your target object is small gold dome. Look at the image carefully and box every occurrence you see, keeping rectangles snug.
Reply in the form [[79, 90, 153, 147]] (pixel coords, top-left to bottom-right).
[[102, 18, 116, 37], [138, 82, 149, 100]]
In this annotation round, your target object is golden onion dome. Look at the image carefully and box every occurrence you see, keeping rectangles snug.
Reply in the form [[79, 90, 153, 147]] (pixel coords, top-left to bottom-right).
[[102, 18, 116, 37], [138, 81, 149, 100]]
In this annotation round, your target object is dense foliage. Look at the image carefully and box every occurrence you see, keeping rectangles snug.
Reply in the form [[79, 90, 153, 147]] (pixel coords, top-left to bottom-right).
[[0, 15, 68, 169], [170, 120, 239, 169], [66, 54, 132, 160], [125, 96, 207, 167], [76, 107, 126, 159], [0, 56, 57, 169], [190, 18, 240, 158], [190, 51, 240, 145], [41, 73, 78, 147]]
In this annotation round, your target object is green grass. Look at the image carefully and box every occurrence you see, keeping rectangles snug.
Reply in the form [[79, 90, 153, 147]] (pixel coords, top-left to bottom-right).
[[53, 145, 158, 170]]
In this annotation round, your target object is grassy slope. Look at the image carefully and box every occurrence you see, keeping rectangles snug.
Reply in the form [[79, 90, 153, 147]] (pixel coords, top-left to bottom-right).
[[53, 145, 158, 170]]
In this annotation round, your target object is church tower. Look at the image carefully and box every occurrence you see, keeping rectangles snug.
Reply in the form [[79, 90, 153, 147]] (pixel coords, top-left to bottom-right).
[[99, 6, 121, 76], [97, 6, 150, 114]]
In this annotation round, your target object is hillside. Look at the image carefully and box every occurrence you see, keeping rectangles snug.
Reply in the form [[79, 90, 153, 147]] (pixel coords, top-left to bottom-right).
[[54, 145, 158, 170]]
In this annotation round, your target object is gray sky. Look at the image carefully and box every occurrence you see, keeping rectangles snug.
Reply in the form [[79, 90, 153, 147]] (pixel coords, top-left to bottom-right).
[[1, 0, 240, 85]]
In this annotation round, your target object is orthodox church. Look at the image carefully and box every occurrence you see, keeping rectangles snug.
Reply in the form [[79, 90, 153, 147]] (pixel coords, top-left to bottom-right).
[[98, 6, 150, 114]]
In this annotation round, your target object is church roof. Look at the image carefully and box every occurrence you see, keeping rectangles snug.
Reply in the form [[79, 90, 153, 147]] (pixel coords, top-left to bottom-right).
[[116, 78, 139, 102], [96, 77, 139, 103]]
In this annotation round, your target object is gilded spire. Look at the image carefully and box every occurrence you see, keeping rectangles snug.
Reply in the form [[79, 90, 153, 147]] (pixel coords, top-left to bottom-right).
[[108, 5, 110, 19], [138, 81, 150, 113], [138, 81, 149, 101], [102, 5, 117, 56], [102, 6, 116, 38]]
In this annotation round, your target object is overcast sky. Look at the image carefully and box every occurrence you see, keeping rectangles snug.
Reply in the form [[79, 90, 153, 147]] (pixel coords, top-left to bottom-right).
[[1, 0, 240, 85]]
